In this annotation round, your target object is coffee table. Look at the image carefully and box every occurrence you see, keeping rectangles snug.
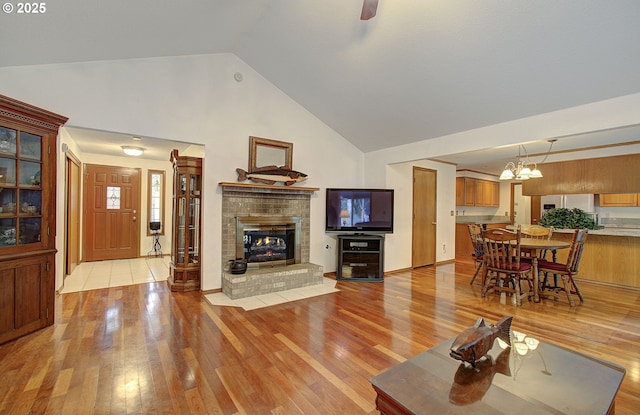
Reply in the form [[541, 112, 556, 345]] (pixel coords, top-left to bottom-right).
[[370, 333, 625, 415]]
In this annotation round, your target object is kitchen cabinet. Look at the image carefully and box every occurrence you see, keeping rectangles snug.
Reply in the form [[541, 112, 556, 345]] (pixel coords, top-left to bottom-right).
[[523, 154, 640, 196], [0, 94, 67, 345], [455, 178, 471, 206], [455, 221, 510, 258], [168, 149, 202, 292], [551, 231, 640, 289], [455, 223, 473, 258], [475, 180, 500, 206], [456, 177, 499, 207], [599, 193, 639, 207]]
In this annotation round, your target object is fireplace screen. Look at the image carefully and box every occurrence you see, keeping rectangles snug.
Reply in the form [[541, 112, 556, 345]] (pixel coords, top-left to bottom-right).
[[236, 216, 301, 268]]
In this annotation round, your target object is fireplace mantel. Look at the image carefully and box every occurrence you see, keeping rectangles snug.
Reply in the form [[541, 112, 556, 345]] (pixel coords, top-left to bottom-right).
[[219, 182, 319, 194]]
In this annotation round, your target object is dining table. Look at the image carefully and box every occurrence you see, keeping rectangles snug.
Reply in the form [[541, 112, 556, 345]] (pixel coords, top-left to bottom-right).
[[518, 238, 571, 302]]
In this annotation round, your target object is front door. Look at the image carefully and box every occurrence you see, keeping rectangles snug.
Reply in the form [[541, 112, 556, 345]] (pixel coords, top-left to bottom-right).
[[412, 167, 437, 267], [83, 164, 140, 261]]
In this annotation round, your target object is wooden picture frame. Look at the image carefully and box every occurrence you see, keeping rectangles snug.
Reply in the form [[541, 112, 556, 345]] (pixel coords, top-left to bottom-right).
[[249, 136, 293, 172]]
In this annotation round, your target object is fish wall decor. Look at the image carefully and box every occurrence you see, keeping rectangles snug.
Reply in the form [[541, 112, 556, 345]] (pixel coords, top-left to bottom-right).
[[236, 166, 308, 186], [449, 316, 512, 367]]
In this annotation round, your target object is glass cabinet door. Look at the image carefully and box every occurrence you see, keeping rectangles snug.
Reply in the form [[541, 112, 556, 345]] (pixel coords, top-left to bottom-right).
[[0, 126, 43, 248], [188, 197, 200, 264], [176, 197, 186, 264]]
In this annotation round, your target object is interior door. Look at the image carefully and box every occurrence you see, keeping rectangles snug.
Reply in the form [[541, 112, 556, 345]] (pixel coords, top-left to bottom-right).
[[412, 167, 437, 267], [65, 152, 81, 275], [83, 164, 140, 261]]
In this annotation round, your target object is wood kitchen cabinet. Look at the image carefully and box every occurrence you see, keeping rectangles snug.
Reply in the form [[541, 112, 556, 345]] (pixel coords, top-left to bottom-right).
[[523, 154, 640, 195], [0, 94, 67, 345], [599, 193, 639, 207], [475, 180, 500, 206], [456, 177, 499, 207], [455, 223, 474, 258], [456, 177, 473, 206]]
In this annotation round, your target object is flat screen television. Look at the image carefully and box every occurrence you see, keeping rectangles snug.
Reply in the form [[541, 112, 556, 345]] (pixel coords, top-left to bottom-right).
[[325, 188, 394, 233]]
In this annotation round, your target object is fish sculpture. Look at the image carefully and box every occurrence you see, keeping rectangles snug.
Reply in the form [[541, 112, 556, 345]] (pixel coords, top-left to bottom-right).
[[449, 316, 512, 367], [236, 166, 308, 186], [449, 347, 511, 405]]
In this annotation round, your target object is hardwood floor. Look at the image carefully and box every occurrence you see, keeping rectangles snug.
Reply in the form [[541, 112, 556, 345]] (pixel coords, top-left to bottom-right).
[[1, 259, 639, 414]]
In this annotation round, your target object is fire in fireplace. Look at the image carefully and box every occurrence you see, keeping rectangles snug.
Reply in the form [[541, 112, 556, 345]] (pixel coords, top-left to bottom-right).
[[236, 216, 301, 268]]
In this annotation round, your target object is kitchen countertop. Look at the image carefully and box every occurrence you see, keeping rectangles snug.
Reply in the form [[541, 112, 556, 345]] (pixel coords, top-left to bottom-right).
[[554, 227, 640, 237], [455, 215, 511, 225]]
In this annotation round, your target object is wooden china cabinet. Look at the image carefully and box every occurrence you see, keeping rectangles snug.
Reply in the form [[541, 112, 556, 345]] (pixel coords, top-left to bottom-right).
[[168, 150, 202, 291], [0, 95, 67, 345]]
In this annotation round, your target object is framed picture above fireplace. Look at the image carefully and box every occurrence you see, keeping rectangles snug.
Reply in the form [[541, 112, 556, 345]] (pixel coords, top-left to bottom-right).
[[249, 136, 293, 172]]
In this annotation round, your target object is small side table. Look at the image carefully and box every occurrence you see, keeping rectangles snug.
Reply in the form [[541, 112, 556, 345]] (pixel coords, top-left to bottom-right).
[[147, 231, 162, 257]]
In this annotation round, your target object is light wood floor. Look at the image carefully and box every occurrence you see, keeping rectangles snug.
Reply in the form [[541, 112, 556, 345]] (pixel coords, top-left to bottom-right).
[[1, 260, 639, 414]]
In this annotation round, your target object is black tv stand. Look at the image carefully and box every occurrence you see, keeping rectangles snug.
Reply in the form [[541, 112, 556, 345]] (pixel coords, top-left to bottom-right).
[[337, 234, 384, 282]]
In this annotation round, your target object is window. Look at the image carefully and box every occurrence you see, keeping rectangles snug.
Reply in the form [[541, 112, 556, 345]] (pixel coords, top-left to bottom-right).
[[147, 170, 165, 235], [106, 186, 121, 209]]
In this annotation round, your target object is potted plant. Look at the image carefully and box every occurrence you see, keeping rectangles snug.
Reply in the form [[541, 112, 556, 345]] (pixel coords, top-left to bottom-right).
[[538, 208, 598, 230]]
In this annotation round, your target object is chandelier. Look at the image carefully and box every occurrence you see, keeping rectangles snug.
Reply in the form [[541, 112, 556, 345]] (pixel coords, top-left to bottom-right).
[[499, 140, 556, 181]]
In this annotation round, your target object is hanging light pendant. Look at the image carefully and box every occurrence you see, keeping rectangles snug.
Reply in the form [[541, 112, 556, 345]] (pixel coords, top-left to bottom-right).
[[499, 141, 554, 181], [499, 164, 516, 180]]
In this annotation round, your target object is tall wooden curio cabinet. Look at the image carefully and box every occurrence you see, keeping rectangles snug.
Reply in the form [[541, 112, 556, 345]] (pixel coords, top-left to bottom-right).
[[168, 149, 202, 291], [0, 95, 67, 345]]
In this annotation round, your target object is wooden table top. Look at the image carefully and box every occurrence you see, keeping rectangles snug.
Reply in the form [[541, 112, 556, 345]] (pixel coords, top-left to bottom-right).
[[370, 333, 625, 415], [518, 238, 571, 250]]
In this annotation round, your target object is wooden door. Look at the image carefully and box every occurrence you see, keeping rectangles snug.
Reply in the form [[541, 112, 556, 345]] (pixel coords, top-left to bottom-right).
[[65, 152, 81, 274], [83, 164, 140, 261], [412, 167, 437, 267], [530, 195, 541, 224]]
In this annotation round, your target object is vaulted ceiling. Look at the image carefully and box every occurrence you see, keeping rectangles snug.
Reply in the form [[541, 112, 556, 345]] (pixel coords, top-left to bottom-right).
[[1, 1, 639, 170]]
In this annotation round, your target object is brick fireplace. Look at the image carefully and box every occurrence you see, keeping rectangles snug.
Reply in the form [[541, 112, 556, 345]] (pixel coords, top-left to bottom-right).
[[219, 183, 323, 299]]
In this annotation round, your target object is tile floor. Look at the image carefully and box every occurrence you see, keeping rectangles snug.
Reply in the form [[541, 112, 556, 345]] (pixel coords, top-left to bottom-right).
[[60, 257, 340, 311], [60, 256, 171, 294]]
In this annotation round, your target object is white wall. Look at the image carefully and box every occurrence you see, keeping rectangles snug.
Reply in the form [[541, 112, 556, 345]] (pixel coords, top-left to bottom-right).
[[384, 159, 457, 271], [1, 53, 364, 291]]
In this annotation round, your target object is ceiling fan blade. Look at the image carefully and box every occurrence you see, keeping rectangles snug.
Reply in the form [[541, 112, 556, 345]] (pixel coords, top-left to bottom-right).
[[360, 0, 378, 20]]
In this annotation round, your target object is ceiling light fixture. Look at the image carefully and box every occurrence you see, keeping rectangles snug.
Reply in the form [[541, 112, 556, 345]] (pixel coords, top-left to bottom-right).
[[499, 140, 556, 181], [121, 146, 144, 157]]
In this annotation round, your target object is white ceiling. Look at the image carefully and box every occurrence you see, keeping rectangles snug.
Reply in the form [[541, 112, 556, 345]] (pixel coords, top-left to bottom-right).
[[63, 127, 197, 162], [1, 1, 639, 171]]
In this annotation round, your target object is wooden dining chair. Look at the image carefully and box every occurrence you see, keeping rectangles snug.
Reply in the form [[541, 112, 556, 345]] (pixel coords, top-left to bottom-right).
[[467, 224, 485, 285], [538, 229, 588, 307], [481, 228, 534, 306], [521, 225, 553, 259]]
